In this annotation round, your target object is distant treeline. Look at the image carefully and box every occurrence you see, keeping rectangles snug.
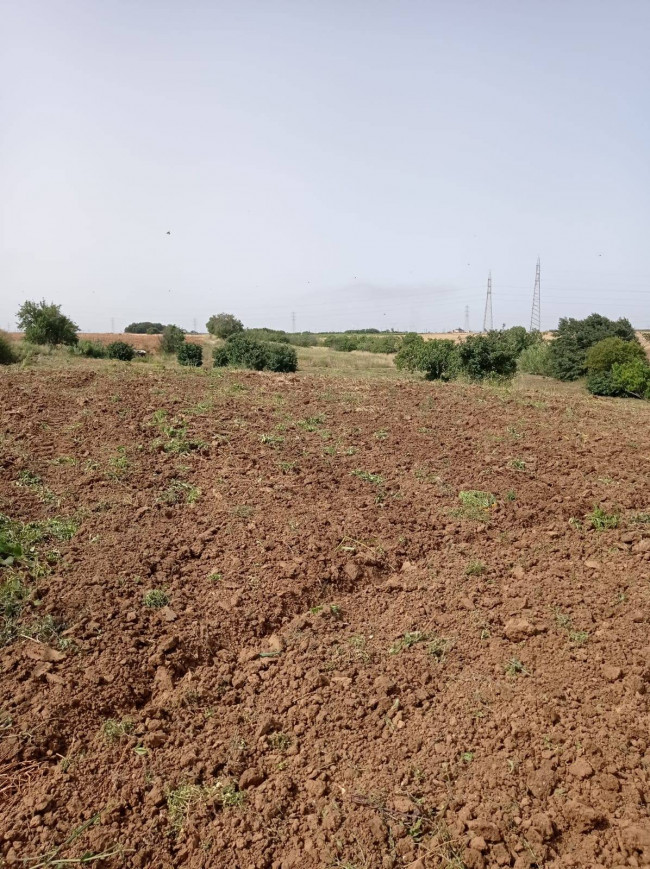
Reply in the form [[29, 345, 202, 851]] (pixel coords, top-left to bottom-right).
[[323, 334, 401, 353], [125, 322, 165, 334], [243, 328, 318, 347]]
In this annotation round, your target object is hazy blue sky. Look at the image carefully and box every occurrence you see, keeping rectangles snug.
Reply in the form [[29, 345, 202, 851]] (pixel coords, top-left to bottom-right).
[[1, 0, 648, 332]]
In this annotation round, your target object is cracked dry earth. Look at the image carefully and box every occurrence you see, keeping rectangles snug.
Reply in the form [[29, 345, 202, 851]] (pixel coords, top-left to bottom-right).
[[1, 363, 650, 869]]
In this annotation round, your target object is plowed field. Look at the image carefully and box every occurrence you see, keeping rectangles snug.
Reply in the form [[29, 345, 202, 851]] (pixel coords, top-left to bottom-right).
[[1, 363, 649, 869]]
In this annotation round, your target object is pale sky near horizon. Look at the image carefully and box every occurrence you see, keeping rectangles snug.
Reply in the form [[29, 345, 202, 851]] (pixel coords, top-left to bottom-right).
[[1, 0, 648, 333]]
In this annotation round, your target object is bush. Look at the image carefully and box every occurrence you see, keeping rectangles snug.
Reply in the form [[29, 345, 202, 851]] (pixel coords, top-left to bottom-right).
[[264, 343, 298, 372], [518, 341, 552, 376], [206, 313, 244, 339], [611, 360, 650, 398], [107, 341, 135, 361], [356, 335, 402, 353], [395, 336, 458, 380], [212, 333, 297, 372], [125, 322, 165, 334], [160, 324, 186, 355], [457, 332, 519, 380], [71, 339, 107, 358], [548, 314, 637, 381], [0, 332, 17, 365], [586, 371, 621, 396], [323, 335, 359, 352], [585, 337, 646, 373], [177, 342, 203, 367], [16, 299, 78, 346]]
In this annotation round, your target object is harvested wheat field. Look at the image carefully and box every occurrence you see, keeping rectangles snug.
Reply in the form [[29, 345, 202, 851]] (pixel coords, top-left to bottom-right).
[[1, 362, 650, 869]]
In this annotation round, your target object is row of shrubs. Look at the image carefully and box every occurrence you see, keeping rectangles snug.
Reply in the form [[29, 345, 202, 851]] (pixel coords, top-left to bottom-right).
[[323, 334, 402, 353], [395, 326, 536, 381]]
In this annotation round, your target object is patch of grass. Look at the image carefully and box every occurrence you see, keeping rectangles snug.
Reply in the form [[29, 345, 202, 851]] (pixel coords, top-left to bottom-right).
[[510, 458, 526, 471], [464, 560, 487, 576], [15, 470, 57, 504], [587, 505, 619, 530], [428, 634, 451, 662], [268, 731, 292, 751], [260, 433, 284, 446], [505, 657, 529, 677], [456, 489, 497, 520], [143, 589, 169, 608], [107, 446, 130, 479], [167, 781, 245, 831], [297, 415, 326, 431], [351, 469, 384, 486], [209, 572, 223, 582], [389, 630, 430, 654], [0, 575, 29, 645], [102, 717, 134, 742], [158, 479, 201, 504], [374, 429, 388, 440], [232, 505, 254, 518]]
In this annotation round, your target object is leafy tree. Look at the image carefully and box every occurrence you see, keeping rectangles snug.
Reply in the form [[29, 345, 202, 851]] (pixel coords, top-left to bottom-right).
[[548, 314, 637, 381], [585, 337, 646, 373], [16, 300, 78, 346], [177, 342, 203, 367], [125, 322, 165, 334], [0, 331, 17, 365], [206, 313, 244, 339], [160, 325, 186, 354], [457, 332, 519, 379], [611, 359, 650, 398], [107, 341, 135, 361]]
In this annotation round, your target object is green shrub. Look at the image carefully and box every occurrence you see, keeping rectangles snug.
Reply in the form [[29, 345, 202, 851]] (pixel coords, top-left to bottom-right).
[[160, 324, 186, 355], [457, 332, 518, 380], [394, 333, 426, 371], [356, 335, 401, 353], [71, 339, 107, 358], [395, 337, 459, 380], [16, 299, 78, 346], [586, 371, 621, 396], [548, 314, 637, 381], [518, 341, 552, 376], [107, 341, 135, 361], [585, 337, 646, 372], [177, 342, 203, 367], [264, 343, 298, 372], [0, 331, 17, 365], [324, 335, 359, 352], [611, 360, 650, 398], [288, 332, 318, 347], [212, 333, 297, 372], [206, 313, 244, 339]]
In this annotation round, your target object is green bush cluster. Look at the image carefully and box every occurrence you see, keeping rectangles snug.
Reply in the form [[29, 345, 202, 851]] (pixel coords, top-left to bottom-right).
[[584, 334, 650, 399], [324, 334, 401, 353], [177, 342, 203, 367], [244, 328, 317, 347], [585, 337, 646, 372], [548, 313, 637, 381], [213, 333, 297, 372], [517, 341, 552, 376], [107, 341, 135, 361], [0, 332, 18, 365], [395, 328, 539, 381], [71, 339, 108, 358]]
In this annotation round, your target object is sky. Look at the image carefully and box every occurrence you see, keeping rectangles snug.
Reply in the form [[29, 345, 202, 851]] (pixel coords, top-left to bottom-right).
[[1, 0, 649, 333]]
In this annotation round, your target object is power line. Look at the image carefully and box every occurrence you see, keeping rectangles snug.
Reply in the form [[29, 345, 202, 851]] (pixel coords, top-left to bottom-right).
[[530, 257, 541, 332], [482, 271, 493, 332]]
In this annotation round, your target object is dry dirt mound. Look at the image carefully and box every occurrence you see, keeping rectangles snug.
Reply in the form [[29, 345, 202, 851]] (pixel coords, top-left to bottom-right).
[[1, 364, 649, 868]]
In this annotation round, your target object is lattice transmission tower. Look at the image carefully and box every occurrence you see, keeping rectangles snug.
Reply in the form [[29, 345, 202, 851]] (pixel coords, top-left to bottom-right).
[[530, 258, 541, 332], [464, 305, 470, 332], [483, 272, 493, 332]]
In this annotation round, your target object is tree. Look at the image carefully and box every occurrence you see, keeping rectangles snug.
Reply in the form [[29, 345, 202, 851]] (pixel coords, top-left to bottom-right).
[[585, 337, 646, 373], [16, 300, 78, 346], [160, 324, 186, 354], [457, 332, 519, 379], [548, 314, 637, 381], [394, 336, 459, 380], [206, 313, 244, 339]]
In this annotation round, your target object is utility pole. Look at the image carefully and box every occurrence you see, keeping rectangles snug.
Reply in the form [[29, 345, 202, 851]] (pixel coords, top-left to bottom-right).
[[291, 311, 296, 333], [530, 257, 541, 332], [464, 305, 470, 333], [482, 272, 493, 332]]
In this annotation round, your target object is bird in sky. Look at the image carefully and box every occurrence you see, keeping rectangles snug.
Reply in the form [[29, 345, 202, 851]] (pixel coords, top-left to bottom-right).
[[166, 231, 171, 235]]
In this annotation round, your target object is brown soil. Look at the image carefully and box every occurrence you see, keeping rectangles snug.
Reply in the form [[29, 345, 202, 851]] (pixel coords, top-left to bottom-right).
[[1, 363, 650, 868]]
